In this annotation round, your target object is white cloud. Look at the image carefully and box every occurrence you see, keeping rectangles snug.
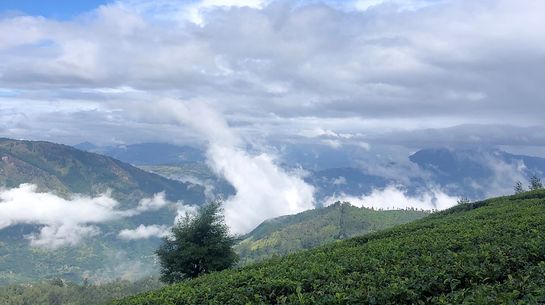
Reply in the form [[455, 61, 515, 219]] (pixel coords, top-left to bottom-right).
[[358, 142, 371, 151], [325, 185, 458, 210], [136, 99, 315, 234], [117, 224, 169, 240], [0, 184, 172, 248], [353, 0, 441, 11], [28, 224, 100, 248], [332, 176, 347, 185], [322, 139, 342, 149], [0, 0, 544, 146], [136, 191, 169, 211]]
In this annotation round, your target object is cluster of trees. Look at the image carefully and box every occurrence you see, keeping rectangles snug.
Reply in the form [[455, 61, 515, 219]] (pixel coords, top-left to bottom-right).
[[514, 175, 543, 194]]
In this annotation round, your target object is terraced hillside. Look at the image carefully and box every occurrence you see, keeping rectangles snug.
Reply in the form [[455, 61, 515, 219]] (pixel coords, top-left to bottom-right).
[[113, 190, 545, 305]]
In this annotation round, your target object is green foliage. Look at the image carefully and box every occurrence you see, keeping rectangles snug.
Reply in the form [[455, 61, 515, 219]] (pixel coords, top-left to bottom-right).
[[0, 138, 205, 205], [456, 197, 470, 205], [236, 202, 429, 264], [157, 202, 238, 283], [0, 277, 163, 305], [529, 175, 543, 191], [514, 180, 525, 194], [113, 190, 545, 305]]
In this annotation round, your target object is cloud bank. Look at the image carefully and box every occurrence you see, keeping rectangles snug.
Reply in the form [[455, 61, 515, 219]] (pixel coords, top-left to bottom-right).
[[0, 0, 544, 149], [118, 224, 169, 240], [0, 184, 180, 248], [326, 185, 458, 211]]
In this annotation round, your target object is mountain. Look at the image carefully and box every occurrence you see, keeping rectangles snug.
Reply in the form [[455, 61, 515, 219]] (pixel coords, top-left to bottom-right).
[[139, 164, 235, 198], [236, 202, 429, 264], [113, 190, 545, 305], [304, 167, 392, 201], [0, 138, 208, 285], [75, 142, 205, 166], [409, 147, 545, 198], [0, 138, 205, 205]]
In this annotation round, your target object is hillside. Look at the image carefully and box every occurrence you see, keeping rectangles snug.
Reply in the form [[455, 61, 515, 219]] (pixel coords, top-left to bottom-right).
[[74, 142, 205, 166], [0, 138, 208, 285], [236, 202, 429, 264], [139, 164, 235, 198], [0, 138, 205, 204], [113, 190, 545, 305]]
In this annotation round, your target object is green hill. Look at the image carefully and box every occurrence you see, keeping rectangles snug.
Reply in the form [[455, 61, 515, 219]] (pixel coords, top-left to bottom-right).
[[0, 138, 205, 205], [236, 202, 429, 264], [112, 190, 545, 305], [0, 138, 207, 285]]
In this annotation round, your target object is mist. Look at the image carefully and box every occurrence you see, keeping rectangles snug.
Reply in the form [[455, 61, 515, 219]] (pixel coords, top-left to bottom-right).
[[0, 184, 180, 248], [326, 185, 459, 211], [142, 100, 316, 234]]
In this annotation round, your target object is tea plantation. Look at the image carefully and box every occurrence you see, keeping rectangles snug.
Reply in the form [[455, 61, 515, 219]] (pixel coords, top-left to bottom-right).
[[111, 190, 545, 305]]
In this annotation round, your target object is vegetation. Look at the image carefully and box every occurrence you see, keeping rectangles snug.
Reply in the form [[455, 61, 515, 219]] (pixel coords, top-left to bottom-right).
[[529, 175, 543, 191], [157, 202, 238, 283], [0, 138, 205, 204], [0, 277, 162, 305], [112, 190, 545, 305], [514, 180, 525, 194], [236, 202, 428, 264]]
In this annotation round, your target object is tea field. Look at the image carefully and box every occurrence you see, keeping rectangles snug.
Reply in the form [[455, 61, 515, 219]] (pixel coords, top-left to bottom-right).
[[112, 190, 545, 305]]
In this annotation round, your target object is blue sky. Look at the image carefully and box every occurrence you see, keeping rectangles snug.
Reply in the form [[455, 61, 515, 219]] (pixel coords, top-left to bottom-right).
[[0, 0, 112, 19]]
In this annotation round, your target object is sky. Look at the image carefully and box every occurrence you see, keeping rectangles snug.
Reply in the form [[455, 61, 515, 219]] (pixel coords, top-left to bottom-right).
[[0, 0, 544, 155]]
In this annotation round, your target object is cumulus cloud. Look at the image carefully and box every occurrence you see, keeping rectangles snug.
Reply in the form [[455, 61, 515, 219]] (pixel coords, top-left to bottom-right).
[[325, 185, 458, 210], [118, 224, 169, 240], [0, 184, 173, 248], [136, 192, 169, 212]]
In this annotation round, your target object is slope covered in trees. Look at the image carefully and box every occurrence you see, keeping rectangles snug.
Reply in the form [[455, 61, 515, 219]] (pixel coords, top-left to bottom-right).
[[113, 190, 545, 305], [236, 202, 429, 264], [0, 138, 205, 204]]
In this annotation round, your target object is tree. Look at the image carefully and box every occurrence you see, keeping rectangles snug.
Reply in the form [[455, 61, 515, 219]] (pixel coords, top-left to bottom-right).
[[514, 181, 525, 194], [156, 201, 238, 283], [529, 175, 543, 191], [457, 197, 470, 205]]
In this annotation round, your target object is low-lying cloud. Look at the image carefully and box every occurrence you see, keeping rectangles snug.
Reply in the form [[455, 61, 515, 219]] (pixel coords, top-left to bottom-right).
[[325, 185, 458, 211], [118, 224, 169, 240], [139, 99, 316, 234], [0, 184, 179, 248]]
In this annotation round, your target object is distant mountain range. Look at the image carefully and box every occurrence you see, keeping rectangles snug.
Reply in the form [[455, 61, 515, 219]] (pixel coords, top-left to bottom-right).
[[409, 147, 545, 198], [75, 142, 545, 201]]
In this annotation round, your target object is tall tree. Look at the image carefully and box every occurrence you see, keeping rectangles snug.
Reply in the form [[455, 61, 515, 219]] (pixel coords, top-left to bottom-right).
[[514, 181, 525, 194], [156, 201, 238, 284], [529, 175, 543, 191]]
